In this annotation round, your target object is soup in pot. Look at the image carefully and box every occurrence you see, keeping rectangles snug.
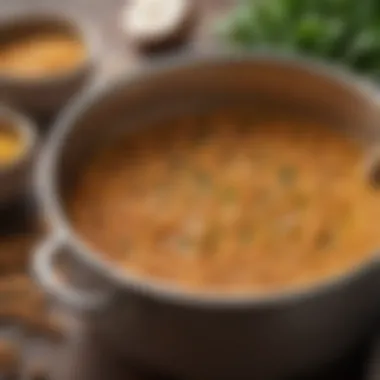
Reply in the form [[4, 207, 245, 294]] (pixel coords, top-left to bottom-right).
[[69, 108, 379, 293]]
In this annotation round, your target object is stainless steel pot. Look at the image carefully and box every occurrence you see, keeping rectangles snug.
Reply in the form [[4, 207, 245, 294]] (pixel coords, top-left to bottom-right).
[[33, 54, 380, 379]]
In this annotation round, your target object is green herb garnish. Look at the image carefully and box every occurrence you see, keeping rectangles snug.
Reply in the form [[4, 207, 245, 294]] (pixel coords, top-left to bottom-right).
[[220, 0, 380, 77]]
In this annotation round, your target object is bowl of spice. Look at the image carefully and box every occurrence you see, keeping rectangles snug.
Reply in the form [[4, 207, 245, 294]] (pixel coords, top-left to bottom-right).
[[0, 105, 38, 205], [0, 13, 97, 117]]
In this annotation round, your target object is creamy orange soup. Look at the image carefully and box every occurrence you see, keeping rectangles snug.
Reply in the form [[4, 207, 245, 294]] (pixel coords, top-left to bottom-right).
[[69, 109, 379, 293], [0, 32, 86, 78]]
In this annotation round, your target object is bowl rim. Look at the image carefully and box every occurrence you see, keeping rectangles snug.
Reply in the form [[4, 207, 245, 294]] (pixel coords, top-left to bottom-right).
[[36, 51, 380, 308], [0, 104, 38, 174], [0, 11, 99, 85]]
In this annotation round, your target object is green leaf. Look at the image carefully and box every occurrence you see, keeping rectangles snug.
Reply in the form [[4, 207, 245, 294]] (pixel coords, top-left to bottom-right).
[[282, 0, 306, 19], [254, 1, 288, 43], [218, 0, 380, 76], [344, 29, 380, 69], [293, 14, 324, 51]]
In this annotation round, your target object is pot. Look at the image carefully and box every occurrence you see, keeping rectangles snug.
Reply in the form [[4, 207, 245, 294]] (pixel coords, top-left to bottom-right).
[[32, 54, 380, 379]]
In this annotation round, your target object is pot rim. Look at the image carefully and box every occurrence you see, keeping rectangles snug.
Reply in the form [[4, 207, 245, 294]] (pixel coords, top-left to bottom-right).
[[36, 51, 380, 308]]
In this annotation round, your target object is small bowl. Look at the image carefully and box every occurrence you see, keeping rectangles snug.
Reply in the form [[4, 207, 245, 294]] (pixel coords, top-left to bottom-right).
[[0, 13, 98, 118], [0, 105, 38, 205]]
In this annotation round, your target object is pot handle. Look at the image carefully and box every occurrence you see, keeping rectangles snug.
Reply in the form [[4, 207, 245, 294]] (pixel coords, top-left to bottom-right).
[[32, 233, 112, 313]]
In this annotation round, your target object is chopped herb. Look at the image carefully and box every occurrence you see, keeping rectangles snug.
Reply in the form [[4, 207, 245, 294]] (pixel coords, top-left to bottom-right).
[[219, 0, 380, 78], [278, 166, 297, 185]]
